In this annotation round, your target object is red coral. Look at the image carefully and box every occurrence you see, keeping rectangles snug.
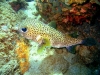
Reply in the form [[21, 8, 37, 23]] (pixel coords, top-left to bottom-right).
[[80, 8, 87, 13], [63, 15, 88, 25], [62, 3, 97, 25]]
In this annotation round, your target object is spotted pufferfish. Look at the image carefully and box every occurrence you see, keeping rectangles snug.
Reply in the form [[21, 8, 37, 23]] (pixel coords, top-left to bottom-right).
[[18, 18, 84, 53]]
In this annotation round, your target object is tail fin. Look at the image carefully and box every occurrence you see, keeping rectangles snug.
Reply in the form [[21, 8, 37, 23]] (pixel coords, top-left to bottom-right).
[[66, 45, 77, 54], [66, 38, 97, 54], [81, 38, 97, 46]]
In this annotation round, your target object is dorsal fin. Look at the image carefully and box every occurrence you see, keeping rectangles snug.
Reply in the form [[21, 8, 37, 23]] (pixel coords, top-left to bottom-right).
[[48, 21, 57, 29]]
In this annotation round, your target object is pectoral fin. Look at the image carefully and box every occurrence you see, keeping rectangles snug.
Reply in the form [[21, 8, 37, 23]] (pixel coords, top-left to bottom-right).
[[37, 38, 51, 54], [48, 21, 57, 29]]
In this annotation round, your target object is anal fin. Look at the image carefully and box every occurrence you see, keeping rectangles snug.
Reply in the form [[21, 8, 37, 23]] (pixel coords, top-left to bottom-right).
[[66, 45, 77, 54]]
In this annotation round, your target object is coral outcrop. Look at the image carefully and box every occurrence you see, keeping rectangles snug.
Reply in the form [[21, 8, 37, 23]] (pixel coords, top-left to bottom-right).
[[35, 0, 97, 32], [0, 1, 27, 75]]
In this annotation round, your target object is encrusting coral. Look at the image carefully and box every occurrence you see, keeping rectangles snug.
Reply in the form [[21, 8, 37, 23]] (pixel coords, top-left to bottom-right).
[[15, 38, 30, 74]]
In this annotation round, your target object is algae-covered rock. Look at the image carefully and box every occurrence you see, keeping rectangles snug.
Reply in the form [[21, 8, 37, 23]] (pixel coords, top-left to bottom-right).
[[39, 55, 69, 74], [65, 63, 91, 75]]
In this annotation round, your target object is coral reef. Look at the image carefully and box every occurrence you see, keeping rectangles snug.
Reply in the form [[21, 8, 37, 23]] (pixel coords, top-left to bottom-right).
[[0, 2, 27, 54], [61, 3, 96, 25], [0, 2, 27, 27], [0, 2, 17, 27], [34, 0, 100, 75], [0, 0, 100, 75], [0, 1, 27, 75], [35, 0, 98, 32]]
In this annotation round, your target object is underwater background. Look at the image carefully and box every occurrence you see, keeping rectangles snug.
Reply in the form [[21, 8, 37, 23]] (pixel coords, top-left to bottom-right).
[[0, 0, 100, 75]]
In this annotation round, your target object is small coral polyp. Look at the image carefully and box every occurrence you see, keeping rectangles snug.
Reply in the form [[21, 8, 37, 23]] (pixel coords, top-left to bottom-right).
[[15, 38, 30, 74]]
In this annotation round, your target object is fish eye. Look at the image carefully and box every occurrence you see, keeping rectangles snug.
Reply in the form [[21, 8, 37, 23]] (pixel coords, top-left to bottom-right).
[[21, 28, 27, 32]]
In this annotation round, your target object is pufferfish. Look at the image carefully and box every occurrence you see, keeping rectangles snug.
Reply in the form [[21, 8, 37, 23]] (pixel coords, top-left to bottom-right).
[[18, 18, 84, 53]]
